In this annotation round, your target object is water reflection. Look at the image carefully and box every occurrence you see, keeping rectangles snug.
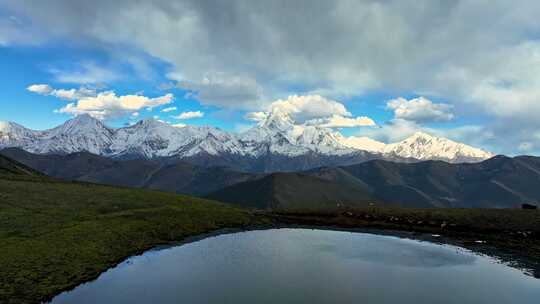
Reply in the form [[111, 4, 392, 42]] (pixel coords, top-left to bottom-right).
[[51, 229, 540, 304], [311, 233, 476, 267]]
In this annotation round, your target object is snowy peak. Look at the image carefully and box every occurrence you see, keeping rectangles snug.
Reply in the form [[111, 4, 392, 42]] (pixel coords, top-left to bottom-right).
[[0, 115, 493, 164], [0, 121, 39, 146], [336, 131, 492, 162], [240, 111, 355, 156], [110, 118, 247, 158], [259, 110, 294, 132], [50, 114, 112, 136], [383, 132, 493, 162]]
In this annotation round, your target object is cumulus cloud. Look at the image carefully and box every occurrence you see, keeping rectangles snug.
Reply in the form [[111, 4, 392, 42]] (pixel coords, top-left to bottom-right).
[[246, 95, 376, 129], [27, 84, 53, 95], [161, 106, 177, 113], [386, 97, 454, 123], [28, 84, 173, 119], [57, 91, 173, 120], [27, 84, 96, 100], [266, 95, 351, 123], [174, 111, 204, 120]]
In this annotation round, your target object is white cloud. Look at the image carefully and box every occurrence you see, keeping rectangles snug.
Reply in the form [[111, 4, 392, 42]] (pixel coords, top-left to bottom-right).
[[57, 91, 173, 120], [266, 95, 351, 123], [29, 84, 174, 119], [161, 106, 177, 113], [386, 97, 454, 123], [308, 115, 376, 128], [7, 1, 540, 107], [171, 123, 186, 128], [244, 111, 267, 122], [27, 84, 53, 95], [246, 94, 376, 129], [435, 42, 540, 122], [174, 111, 204, 120], [27, 84, 96, 100]]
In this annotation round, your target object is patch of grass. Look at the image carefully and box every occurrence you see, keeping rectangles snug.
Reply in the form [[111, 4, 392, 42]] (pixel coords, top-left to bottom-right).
[[274, 207, 540, 234], [0, 174, 263, 304]]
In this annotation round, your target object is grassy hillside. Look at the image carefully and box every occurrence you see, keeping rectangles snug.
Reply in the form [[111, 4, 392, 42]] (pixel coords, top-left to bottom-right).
[[0, 171, 263, 303]]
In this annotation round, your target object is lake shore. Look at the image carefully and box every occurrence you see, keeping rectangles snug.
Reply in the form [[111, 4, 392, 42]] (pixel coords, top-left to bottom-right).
[[2, 175, 540, 303], [52, 207, 540, 304], [264, 208, 540, 278]]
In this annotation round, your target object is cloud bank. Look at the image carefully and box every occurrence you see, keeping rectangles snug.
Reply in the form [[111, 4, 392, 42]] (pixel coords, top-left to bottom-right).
[[5, 0, 540, 154]]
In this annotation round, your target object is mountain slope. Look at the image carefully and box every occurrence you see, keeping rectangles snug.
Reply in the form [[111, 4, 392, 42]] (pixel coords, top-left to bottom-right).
[[0, 147, 258, 195], [0, 153, 42, 176], [206, 172, 381, 210], [338, 156, 540, 208], [209, 156, 540, 209], [3, 147, 539, 209]]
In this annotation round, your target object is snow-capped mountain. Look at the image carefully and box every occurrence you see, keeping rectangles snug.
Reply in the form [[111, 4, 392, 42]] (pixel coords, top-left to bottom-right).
[[240, 110, 355, 156], [337, 131, 493, 162], [34, 114, 114, 155], [383, 132, 493, 162], [0, 121, 40, 148], [109, 118, 249, 158], [0, 114, 493, 171]]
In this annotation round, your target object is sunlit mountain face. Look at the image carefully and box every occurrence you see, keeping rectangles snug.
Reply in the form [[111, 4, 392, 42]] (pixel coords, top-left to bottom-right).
[[1, 1, 540, 157]]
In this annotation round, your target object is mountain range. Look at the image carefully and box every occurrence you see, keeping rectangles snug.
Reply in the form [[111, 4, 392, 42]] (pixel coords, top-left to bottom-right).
[[0, 113, 492, 172], [2, 148, 539, 210]]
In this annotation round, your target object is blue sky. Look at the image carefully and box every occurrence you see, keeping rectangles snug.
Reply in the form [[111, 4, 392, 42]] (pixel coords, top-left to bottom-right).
[[2, 1, 540, 155], [0, 42, 410, 134]]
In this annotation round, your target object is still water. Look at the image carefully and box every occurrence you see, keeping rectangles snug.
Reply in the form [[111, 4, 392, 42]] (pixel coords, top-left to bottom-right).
[[51, 229, 540, 304]]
